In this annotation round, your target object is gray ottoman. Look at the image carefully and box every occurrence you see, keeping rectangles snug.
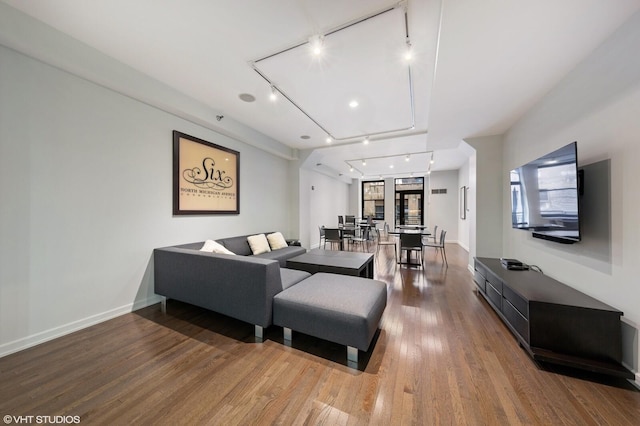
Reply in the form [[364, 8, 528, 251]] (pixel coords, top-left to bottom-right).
[[273, 273, 387, 364]]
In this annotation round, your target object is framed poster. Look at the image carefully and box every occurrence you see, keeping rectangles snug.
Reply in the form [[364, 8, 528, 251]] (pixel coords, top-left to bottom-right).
[[460, 186, 467, 220], [173, 131, 239, 215]]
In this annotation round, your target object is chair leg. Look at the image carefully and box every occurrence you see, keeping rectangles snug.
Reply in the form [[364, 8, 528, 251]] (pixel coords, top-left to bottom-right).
[[442, 245, 448, 266]]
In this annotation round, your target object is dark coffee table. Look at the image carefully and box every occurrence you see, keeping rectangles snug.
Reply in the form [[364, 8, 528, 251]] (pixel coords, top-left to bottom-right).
[[286, 249, 374, 279]]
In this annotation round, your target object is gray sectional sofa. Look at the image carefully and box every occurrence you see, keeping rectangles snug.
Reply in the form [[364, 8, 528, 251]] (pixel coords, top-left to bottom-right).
[[154, 233, 387, 363], [154, 233, 308, 337]]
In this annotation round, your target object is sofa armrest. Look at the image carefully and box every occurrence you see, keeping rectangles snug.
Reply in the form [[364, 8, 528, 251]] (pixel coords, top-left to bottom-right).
[[154, 247, 283, 327]]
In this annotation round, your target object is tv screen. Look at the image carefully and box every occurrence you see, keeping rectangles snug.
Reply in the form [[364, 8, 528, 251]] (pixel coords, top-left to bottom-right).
[[510, 142, 580, 244]]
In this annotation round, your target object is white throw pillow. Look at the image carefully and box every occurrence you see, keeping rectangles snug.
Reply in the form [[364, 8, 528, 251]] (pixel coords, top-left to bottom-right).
[[200, 239, 235, 255], [267, 232, 288, 250], [247, 234, 271, 255]]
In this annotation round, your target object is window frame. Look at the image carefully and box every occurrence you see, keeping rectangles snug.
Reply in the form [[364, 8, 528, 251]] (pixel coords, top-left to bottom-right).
[[361, 180, 385, 221]]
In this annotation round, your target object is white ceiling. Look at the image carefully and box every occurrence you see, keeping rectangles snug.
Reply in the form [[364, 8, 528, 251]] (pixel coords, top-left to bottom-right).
[[3, 0, 640, 181]]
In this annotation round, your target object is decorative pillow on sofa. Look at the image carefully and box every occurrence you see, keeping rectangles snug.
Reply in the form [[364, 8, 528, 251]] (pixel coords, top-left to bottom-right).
[[200, 240, 235, 255], [267, 232, 288, 250], [247, 234, 271, 255]]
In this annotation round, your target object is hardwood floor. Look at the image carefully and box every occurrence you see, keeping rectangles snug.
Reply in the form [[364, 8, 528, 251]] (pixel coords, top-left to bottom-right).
[[1, 242, 639, 425]]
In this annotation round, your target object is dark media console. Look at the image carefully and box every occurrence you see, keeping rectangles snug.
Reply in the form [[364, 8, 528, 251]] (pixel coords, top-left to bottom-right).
[[474, 257, 632, 379]]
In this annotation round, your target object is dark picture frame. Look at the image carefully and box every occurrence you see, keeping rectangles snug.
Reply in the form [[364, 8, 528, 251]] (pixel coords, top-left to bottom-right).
[[460, 186, 467, 220], [173, 130, 240, 215]]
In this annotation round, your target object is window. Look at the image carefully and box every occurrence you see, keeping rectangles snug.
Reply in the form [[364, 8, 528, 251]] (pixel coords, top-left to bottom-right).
[[362, 180, 385, 220], [394, 177, 424, 191]]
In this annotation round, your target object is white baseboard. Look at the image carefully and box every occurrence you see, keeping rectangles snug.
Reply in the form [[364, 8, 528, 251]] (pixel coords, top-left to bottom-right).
[[0, 295, 163, 358]]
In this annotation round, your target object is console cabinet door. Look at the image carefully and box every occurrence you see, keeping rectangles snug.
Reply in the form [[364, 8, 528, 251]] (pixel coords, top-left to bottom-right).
[[485, 272, 502, 310], [502, 298, 529, 343], [503, 285, 529, 319], [474, 270, 486, 292]]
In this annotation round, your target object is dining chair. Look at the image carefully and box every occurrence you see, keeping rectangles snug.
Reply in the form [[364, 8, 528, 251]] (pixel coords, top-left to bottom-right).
[[422, 225, 438, 251], [342, 226, 355, 248], [338, 215, 344, 226], [318, 225, 326, 248], [399, 232, 423, 267], [345, 215, 356, 225], [423, 229, 448, 266], [375, 223, 397, 262], [323, 228, 343, 250], [350, 226, 370, 252], [429, 225, 439, 243]]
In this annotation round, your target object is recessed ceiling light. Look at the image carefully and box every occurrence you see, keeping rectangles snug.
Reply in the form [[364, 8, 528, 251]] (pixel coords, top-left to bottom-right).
[[349, 100, 359, 108], [389, 165, 394, 169], [238, 93, 256, 102], [362, 160, 367, 166], [300, 135, 310, 139], [350, 167, 354, 172], [269, 86, 277, 102], [405, 155, 410, 162], [326, 136, 332, 143], [363, 137, 369, 145]]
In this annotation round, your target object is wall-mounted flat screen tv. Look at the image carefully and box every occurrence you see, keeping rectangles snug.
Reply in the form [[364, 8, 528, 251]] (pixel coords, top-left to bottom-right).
[[510, 142, 581, 244]]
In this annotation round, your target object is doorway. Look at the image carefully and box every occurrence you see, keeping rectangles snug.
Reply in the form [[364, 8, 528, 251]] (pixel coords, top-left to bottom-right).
[[395, 190, 423, 226]]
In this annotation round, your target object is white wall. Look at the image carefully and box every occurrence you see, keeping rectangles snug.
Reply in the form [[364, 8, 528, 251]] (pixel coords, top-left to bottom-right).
[[299, 168, 350, 249], [349, 179, 359, 217], [427, 171, 459, 244], [465, 135, 504, 259], [503, 11, 640, 378], [0, 24, 295, 355], [383, 178, 395, 227]]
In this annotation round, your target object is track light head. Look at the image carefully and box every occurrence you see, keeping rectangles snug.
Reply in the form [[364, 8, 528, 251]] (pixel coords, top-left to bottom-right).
[[309, 34, 324, 56]]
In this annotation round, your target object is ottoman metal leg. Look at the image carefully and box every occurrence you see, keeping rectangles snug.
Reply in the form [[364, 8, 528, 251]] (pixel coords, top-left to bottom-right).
[[347, 346, 358, 364], [284, 327, 292, 344], [255, 325, 263, 339]]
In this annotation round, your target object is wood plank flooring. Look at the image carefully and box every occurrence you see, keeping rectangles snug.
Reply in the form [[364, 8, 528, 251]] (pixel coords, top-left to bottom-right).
[[1, 242, 639, 425]]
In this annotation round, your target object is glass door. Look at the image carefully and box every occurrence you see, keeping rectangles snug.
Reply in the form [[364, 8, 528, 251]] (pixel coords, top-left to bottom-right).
[[395, 190, 423, 226]]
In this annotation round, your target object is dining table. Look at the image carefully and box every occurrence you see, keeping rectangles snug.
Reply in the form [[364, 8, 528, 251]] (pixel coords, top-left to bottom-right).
[[395, 224, 428, 230], [331, 223, 376, 249], [388, 227, 431, 235]]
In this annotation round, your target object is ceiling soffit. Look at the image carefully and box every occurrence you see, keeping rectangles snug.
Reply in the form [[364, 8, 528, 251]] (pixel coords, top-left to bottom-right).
[[251, 4, 415, 142]]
